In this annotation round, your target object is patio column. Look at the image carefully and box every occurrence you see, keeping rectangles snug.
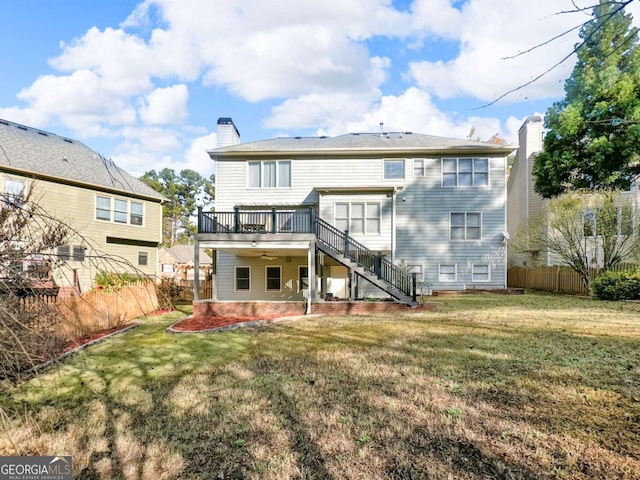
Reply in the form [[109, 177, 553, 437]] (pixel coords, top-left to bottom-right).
[[193, 238, 200, 301], [307, 240, 316, 314], [211, 249, 218, 301]]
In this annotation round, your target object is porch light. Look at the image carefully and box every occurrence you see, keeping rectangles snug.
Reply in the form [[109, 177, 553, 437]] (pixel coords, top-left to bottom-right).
[[251, 241, 257, 247]]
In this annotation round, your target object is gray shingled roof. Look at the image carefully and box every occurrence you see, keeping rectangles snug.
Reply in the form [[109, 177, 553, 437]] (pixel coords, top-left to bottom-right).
[[0, 119, 166, 201], [208, 131, 515, 155]]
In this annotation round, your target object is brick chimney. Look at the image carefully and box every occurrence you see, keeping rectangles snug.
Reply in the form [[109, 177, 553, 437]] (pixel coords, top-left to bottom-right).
[[217, 117, 240, 148]]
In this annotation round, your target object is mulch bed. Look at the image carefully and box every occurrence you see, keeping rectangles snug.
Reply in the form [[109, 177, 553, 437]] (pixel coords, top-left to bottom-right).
[[171, 315, 286, 332], [61, 323, 136, 353]]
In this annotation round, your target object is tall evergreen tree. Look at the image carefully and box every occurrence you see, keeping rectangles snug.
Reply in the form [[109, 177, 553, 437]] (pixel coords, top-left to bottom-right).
[[533, 1, 640, 198], [140, 168, 215, 245]]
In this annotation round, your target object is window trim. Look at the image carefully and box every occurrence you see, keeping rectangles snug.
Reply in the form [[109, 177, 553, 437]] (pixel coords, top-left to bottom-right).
[[138, 251, 149, 267], [96, 195, 112, 221], [383, 158, 406, 180], [3, 177, 26, 205], [298, 265, 309, 292], [235, 266, 251, 292], [247, 160, 292, 189], [334, 201, 382, 235], [95, 195, 144, 226], [57, 245, 71, 261], [441, 158, 490, 188], [72, 245, 86, 262], [265, 265, 282, 292], [413, 158, 428, 177], [407, 264, 423, 281], [583, 206, 634, 237], [449, 212, 482, 241], [439, 263, 457, 282], [471, 263, 491, 283]]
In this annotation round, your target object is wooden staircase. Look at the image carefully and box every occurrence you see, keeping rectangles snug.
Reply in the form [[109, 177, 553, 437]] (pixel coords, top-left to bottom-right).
[[314, 217, 418, 306]]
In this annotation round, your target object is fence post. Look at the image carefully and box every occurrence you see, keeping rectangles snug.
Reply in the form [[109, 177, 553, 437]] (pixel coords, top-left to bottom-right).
[[197, 206, 202, 233], [234, 207, 240, 233], [309, 207, 314, 233], [376, 252, 382, 279]]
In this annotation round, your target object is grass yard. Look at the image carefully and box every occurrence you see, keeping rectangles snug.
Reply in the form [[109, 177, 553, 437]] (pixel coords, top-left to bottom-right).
[[1, 293, 639, 479]]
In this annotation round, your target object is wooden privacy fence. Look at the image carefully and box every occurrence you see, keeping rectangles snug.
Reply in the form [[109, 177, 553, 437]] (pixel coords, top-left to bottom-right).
[[20, 282, 159, 339], [175, 280, 213, 302], [507, 264, 638, 296]]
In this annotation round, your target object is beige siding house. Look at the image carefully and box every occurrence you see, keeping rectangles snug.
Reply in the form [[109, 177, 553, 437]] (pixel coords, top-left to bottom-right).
[[0, 119, 166, 292], [195, 118, 515, 310]]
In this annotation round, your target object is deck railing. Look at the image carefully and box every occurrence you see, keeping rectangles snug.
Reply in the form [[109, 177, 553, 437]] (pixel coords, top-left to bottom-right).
[[198, 207, 314, 234], [198, 208, 415, 300]]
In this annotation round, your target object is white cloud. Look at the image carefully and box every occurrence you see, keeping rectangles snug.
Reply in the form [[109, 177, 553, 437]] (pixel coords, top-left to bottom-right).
[[139, 84, 189, 125], [409, 0, 587, 102], [183, 132, 217, 177]]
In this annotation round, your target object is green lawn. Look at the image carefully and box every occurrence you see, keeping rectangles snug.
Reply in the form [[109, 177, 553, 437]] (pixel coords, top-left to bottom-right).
[[1, 293, 639, 479]]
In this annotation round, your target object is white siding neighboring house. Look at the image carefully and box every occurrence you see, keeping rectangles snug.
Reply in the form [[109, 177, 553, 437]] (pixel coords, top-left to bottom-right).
[[0, 119, 167, 293], [506, 116, 546, 267], [195, 117, 516, 309]]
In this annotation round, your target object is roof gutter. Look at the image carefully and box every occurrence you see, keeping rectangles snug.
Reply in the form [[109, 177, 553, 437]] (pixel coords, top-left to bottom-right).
[[208, 146, 517, 159], [0, 165, 167, 203]]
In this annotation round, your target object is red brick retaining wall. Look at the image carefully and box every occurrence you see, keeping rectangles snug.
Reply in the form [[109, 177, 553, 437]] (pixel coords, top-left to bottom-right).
[[193, 300, 434, 318]]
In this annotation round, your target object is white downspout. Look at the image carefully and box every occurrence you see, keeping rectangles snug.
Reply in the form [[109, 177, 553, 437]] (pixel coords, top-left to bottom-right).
[[391, 189, 396, 263]]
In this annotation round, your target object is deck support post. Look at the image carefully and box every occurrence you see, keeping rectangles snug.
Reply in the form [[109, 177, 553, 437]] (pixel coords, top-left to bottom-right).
[[412, 272, 417, 303], [193, 238, 200, 301], [307, 240, 317, 314]]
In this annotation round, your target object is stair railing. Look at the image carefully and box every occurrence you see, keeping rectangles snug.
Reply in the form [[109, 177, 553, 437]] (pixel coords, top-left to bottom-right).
[[314, 217, 413, 297]]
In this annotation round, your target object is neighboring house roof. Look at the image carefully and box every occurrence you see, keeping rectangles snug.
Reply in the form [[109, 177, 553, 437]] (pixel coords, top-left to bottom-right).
[[0, 119, 166, 201], [162, 245, 213, 264], [208, 132, 516, 157]]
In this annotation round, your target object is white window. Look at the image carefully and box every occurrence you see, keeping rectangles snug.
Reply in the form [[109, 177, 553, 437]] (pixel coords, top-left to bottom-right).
[[4, 178, 25, 205], [584, 206, 633, 237], [334, 202, 381, 234], [298, 265, 309, 292], [472, 264, 490, 282], [413, 159, 427, 177], [439, 264, 457, 282], [266, 265, 281, 291], [442, 158, 489, 187], [131, 202, 144, 225], [384, 159, 405, 180], [247, 160, 291, 188], [96, 196, 144, 225], [114, 199, 128, 223], [162, 264, 175, 273], [96, 196, 111, 221], [235, 266, 251, 291], [407, 264, 423, 281], [450, 212, 481, 241]]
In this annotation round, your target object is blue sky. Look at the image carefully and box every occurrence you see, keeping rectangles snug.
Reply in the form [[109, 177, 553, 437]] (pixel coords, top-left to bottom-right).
[[1, 0, 633, 179]]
